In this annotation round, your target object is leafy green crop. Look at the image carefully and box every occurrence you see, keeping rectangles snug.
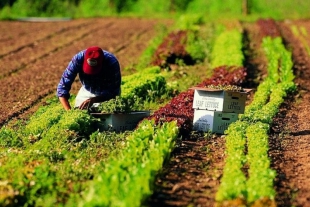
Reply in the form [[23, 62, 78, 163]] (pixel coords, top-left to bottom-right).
[[98, 66, 173, 113], [217, 36, 295, 205], [79, 120, 178, 207], [211, 29, 244, 68]]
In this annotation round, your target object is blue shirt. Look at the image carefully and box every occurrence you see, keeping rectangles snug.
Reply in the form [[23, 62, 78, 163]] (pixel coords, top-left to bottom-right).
[[57, 50, 121, 99]]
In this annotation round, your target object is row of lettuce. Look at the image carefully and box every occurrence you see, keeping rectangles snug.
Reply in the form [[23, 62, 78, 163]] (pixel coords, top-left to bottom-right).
[[0, 17, 297, 206], [215, 34, 296, 206], [290, 24, 310, 57]]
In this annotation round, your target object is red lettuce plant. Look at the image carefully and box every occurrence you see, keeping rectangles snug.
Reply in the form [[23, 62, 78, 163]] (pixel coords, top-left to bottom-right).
[[256, 18, 281, 38]]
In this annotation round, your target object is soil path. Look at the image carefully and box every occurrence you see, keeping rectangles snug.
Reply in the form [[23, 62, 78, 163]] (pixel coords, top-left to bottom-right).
[[270, 20, 310, 207]]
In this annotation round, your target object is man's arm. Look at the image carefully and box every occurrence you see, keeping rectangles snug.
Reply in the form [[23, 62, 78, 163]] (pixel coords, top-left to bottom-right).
[[56, 51, 83, 110], [59, 96, 71, 110]]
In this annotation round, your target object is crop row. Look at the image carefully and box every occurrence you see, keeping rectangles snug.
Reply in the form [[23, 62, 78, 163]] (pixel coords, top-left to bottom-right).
[[215, 34, 295, 206], [80, 120, 178, 206], [290, 24, 310, 56]]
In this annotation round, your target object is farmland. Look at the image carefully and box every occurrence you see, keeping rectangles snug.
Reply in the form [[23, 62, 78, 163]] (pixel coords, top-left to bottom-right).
[[0, 16, 310, 207]]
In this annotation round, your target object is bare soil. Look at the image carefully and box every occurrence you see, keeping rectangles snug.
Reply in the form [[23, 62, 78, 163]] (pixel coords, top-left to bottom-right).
[[1, 17, 310, 207]]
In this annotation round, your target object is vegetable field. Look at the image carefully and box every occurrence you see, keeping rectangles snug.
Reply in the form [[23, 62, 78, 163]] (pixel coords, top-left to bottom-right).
[[0, 17, 310, 207]]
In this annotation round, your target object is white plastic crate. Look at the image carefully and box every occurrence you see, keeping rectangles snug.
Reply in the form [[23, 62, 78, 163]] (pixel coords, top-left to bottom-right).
[[193, 109, 238, 134], [192, 87, 251, 114], [91, 111, 150, 132]]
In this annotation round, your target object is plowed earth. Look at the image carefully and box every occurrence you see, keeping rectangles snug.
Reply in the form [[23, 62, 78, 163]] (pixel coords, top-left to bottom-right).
[[1, 17, 310, 207]]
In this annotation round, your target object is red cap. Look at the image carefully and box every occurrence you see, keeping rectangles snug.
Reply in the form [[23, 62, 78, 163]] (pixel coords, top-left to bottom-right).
[[83, 46, 104, 75]]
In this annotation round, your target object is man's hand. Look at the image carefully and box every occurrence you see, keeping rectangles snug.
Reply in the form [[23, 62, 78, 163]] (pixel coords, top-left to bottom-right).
[[79, 98, 94, 110], [79, 96, 106, 110]]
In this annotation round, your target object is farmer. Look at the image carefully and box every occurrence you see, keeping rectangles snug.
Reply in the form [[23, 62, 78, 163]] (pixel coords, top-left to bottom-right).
[[56, 46, 121, 110]]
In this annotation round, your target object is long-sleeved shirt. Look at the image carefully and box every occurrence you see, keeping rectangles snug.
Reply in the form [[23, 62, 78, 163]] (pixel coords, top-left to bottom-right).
[[56, 49, 121, 100]]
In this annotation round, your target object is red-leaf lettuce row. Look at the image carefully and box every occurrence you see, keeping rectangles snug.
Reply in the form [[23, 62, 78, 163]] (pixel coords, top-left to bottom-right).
[[256, 18, 281, 39]]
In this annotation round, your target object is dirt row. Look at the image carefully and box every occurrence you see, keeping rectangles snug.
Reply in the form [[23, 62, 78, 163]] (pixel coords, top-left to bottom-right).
[[0, 19, 91, 56], [271, 20, 310, 207], [0, 19, 101, 78], [0, 17, 173, 126]]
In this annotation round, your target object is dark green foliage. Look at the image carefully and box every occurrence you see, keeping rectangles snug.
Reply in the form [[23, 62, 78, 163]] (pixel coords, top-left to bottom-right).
[[9, 0, 75, 17], [170, 0, 194, 12], [0, 0, 15, 8], [110, 0, 138, 13], [0, 126, 23, 147]]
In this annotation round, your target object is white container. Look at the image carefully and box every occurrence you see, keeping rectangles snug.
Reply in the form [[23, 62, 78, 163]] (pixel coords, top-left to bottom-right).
[[91, 111, 150, 132], [193, 109, 238, 134], [191, 87, 251, 114]]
